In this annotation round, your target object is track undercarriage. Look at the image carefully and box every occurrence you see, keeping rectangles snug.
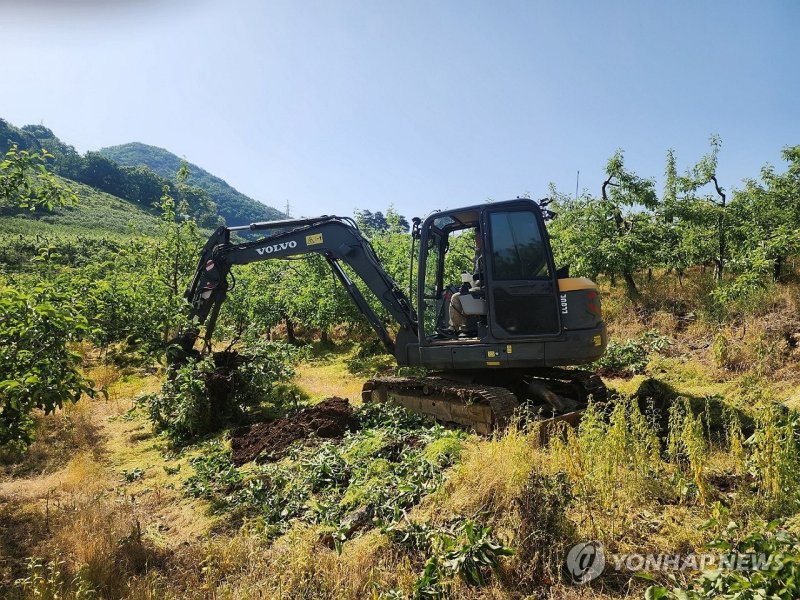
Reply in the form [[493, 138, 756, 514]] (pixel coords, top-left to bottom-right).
[[362, 368, 607, 441]]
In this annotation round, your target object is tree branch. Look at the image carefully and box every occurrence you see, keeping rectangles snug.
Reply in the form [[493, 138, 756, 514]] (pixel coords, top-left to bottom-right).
[[601, 176, 619, 202], [710, 175, 726, 207]]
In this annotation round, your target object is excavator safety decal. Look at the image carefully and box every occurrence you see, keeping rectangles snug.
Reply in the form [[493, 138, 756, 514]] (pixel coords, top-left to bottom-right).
[[306, 234, 324, 245]]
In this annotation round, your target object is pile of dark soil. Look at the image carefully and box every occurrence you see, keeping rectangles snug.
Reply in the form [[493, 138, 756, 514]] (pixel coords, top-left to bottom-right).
[[231, 397, 360, 465]]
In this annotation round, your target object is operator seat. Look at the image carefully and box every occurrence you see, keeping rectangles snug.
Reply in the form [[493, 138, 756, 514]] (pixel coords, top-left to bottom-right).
[[450, 273, 487, 334]]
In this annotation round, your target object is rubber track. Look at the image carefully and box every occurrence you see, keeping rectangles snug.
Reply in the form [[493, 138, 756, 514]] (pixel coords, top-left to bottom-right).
[[366, 376, 519, 429]]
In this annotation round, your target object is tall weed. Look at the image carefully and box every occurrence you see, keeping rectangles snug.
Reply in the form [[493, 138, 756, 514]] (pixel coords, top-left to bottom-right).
[[547, 398, 662, 538], [667, 398, 710, 505], [747, 404, 800, 514]]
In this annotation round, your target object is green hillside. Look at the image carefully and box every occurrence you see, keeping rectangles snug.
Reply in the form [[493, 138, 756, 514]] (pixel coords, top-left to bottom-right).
[[100, 142, 284, 226], [0, 177, 161, 237], [0, 118, 284, 228]]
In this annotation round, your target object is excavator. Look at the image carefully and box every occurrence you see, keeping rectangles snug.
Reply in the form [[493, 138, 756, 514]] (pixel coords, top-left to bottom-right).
[[177, 198, 607, 434]]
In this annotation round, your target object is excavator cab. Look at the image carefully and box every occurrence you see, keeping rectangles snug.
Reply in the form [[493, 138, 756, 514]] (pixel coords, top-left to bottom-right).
[[411, 198, 606, 371]]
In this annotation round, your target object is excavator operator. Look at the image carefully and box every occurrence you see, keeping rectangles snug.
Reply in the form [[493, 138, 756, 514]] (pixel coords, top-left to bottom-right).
[[449, 228, 484, 331]]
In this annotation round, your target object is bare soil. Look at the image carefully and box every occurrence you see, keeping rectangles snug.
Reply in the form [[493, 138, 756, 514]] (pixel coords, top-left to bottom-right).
[[230, 397, 360, 465]]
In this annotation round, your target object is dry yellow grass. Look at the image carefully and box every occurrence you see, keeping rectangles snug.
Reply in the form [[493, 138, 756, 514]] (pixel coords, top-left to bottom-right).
[[149, 525, 418, 600], [0, 369, 217, 598], [87, 363, 122, 392], [295, 359, 366, 403], [431, 424, 539, 519], [786, 385, 800, 411]]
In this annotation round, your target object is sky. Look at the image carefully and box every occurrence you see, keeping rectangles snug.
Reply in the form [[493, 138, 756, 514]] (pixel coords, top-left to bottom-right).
[[2, 0, 798, 223]]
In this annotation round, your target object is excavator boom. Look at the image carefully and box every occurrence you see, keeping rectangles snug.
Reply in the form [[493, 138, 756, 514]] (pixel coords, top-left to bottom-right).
[[182, 215, 416, 354]]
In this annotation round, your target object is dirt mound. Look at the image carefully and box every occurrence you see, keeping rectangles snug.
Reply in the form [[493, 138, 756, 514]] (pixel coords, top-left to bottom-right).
[[231, 397, 360, 465]]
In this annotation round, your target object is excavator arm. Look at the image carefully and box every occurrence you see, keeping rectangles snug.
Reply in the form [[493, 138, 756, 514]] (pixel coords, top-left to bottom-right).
[[181, 216, 417, 354]]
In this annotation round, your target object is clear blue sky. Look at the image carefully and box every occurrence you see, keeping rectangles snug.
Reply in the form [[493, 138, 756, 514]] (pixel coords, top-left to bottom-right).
[[2, 0, 798, 223]]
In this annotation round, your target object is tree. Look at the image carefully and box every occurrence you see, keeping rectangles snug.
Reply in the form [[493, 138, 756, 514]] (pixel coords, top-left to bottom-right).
[[385, 205, 411, 233], [78, 151, 127, 197], [548, 191, 609, 281], [145, 179, 203, 345], [0, 285, 93, 448], [661, 148, 717, 284], [20, 124, 84, 179], [678, 135, 728, 281], [600, 150, 659, 298], [355, 206, 410, 233], [729, 145, 800, 282], [0, 144, 77, 211]]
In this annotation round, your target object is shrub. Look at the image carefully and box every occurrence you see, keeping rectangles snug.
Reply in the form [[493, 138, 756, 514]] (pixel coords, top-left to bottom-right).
[[147, 355, 215, 443], [147, 339, 299, 443], [667, 398, 710, 505], [182, 402, 465, 541], [594, 330, 670, 375], [708, 272, 769, 321], [647, 519, 800, 600], [0, 284, 93, 449], [548, 398, 663, 537], [388, 518, 514, 597]]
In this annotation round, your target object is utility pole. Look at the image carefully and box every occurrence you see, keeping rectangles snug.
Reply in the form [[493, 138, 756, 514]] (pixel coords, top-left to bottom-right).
[[575, 170, 580, 200], [285, 199, 290, 218]]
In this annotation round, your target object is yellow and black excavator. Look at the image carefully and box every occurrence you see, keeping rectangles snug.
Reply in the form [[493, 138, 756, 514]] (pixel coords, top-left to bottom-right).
[[178, 198, 607, 433]]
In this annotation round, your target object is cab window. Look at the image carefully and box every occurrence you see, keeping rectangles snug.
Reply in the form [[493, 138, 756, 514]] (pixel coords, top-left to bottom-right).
[[489, 211, 550, 280]]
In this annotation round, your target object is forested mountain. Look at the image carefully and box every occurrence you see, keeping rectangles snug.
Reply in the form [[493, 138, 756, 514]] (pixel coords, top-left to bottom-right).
[[0, 118, 283, 227], [100, 142, 283, 226]]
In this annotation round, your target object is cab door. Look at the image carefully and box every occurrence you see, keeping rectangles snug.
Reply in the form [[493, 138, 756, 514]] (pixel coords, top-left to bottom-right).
[[483, 205, 560, 338]]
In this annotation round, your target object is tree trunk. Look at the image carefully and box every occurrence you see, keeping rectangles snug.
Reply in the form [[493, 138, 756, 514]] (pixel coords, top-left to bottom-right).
[[285, 317, 296, 345], [774, 255, 784, 282], [711, 176, 727, 283], [320, 329, 329, 344], [714, 209, 725, 282], [623, 271, 641, 300]]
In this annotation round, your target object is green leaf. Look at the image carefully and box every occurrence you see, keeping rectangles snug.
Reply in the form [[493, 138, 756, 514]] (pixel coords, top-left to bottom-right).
[[644, 586, 668, 600]]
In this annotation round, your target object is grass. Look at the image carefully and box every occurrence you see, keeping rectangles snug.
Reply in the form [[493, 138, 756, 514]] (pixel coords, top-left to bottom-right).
[[295, 359, 366, 403], [4, 273, 800, 598], [0, 365, 218, 598], [0, 177, 161, 236]]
